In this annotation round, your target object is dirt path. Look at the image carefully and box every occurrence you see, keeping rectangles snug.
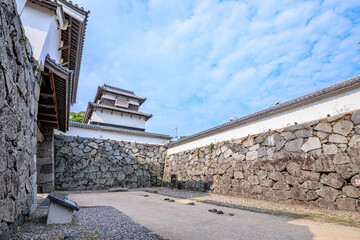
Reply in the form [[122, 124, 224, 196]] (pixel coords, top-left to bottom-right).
[[69, 191, 360, 240]]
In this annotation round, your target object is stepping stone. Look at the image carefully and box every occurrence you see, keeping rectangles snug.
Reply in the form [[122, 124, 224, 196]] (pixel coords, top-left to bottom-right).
[[229, 213, 234, 216], [208, 209, 217, 213], [164, 198, 170, 201], [187, 202, 195, 205], [169, 199, 175, 202], [217, 210, 224, 215]]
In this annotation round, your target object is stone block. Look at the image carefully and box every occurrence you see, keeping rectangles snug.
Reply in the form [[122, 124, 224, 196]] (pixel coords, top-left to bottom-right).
[[37, 174, 53, 184], [333, 120, 353, 136], [301, 137, 321, 153], [323, 144, 338, 155], [285, 139, 303, 152], [342, 185, 360, 198], [349, 135, 360, 150], [287, 162, 301, 177], [316, 187, 340, 202], [316, 199, 335, 210], [314, 122, 332, 133], [333, 153, 351, 165], [351, 110, 360, 125], [315, 156, 334, 173], [336, 198, 356, 211], [0, 199, 15, 222], [40, 164, 53, 174], [328, 134, 347, 144]]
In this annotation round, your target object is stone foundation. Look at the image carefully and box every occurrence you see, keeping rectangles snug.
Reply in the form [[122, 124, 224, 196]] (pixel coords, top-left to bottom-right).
[[164, 111, 360, 211], [0, 0, 40, 237], [37, 129, 54, 193], [54, 135, 166, 190]]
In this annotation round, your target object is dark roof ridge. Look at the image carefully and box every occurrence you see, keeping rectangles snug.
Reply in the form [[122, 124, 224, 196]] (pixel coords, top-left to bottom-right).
[[103, 84, 135, 95], [168, 74, 360, 147]]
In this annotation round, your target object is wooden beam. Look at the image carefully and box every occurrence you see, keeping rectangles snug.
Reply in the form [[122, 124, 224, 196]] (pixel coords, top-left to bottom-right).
[[39, 119, 58, 124], [40, 92, 54, 98], [58, 45, 69, 51], [38, 112, 57, 117], [38, 103, 55, 109], [48, 72, 59, 129], [61, 62, 69, 67], [67, 16, 72, 67]]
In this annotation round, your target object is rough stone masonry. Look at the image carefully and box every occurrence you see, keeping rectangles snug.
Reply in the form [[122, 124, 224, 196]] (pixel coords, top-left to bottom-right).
[[164, 111, 360, 211], [0, 0, 40, 237], [54, 135, 166, 190]]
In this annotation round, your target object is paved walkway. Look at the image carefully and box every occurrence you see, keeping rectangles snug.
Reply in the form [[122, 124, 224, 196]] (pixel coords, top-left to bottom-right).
[[69, 191, 360, 240]]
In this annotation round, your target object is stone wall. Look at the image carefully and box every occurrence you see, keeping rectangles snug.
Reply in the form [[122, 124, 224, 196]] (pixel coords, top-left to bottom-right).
[[164, 111, 360, 211], [54, 135, 166, 190], [0, 0, 40, 237], [37, 129, 54, 193]]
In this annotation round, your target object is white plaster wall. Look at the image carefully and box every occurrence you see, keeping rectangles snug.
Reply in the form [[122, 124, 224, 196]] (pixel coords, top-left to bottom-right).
[[91, 109, 146, 129], [102, 92, 140, 106], [55, 127, 169, 145], [21, 2, 59, 66], [168, 87, 360, 154]]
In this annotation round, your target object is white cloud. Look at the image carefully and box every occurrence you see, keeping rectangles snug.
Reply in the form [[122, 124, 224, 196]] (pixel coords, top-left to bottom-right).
[[72, 0, 360, 137]]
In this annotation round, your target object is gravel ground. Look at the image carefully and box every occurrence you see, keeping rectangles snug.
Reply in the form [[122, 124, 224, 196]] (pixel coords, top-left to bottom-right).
[[137, 187, 360, 227], [10, 206, 165, 240]]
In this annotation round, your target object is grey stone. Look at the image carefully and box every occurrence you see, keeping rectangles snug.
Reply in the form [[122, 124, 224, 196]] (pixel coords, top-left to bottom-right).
[[295, 129, 313, 138], [336, 198, 356, 211], [247, 175, 259, 185], [64, 136, 75, 142], [234, 171, 244, 179], [257, 147, 267, 158], [342, 185, 360, 198], [263, 136, 275, 146], [316, 187, 340, 202], [328, 134, 347, 144], [243, 137, 254, 147], [351, 110, 360, 124], [301, 171, 320, 181], [0, 199, 15, 222], [224, 149, 233, 159], [301, 137, 321, 152], [286, 162, 301, 177], [246, 151, 258, 161], [276, 140, 286, 151], [285, 138, 303, 152], [315, 156, 334, 173], [316, 199, 335, 210], [281, 132, 295, 140], [69, 142, 79, 148], [349, 135, 360, 149], [72, 148, 83, 157], [320, 173, 346, 189], [335, 164, 360, 180], [323, 144, 338, 155], [333, 153, 351, 165], [314, 122, 332, 133], [60, 146, 71, 154], [333, 120, 353, 136], [88, 142, 99, 149], [317, 131, 328, 140], [249, 144, 260, 151], [268, 171, 284, 182], [300, 181, 322, 190], [83, 146, 92, 153], [273, 181, 290, 190]]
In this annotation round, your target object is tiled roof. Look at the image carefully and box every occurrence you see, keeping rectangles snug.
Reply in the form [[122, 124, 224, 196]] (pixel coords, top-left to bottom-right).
[[69, 122, 172, 139], [89, 102, 152, 119], [95, 85, 147, 105], [168, 75, 360, 147]]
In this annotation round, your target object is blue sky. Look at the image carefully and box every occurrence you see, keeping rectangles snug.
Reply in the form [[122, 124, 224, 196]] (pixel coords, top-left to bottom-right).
[[73, 0, 360, 139]]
